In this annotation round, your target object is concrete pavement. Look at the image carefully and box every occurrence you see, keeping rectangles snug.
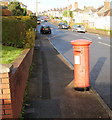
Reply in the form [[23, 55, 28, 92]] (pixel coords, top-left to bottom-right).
[[24, 33, 111, 119]]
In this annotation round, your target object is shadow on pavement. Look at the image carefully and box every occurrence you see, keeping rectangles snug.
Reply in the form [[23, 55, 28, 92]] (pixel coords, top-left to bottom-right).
[[90, 57, 107, 86]]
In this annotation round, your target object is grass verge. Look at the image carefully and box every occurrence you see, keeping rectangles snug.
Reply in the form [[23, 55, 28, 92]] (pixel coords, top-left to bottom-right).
[[0, 45, 23, 64]]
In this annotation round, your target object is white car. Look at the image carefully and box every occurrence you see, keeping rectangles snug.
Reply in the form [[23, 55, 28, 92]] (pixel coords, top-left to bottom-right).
[[41, 19, 45, 22], [72, 25, 86, 33]]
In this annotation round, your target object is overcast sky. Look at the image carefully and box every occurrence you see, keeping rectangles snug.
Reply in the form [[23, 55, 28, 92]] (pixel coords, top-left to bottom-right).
[[18, 0, 111, 13]]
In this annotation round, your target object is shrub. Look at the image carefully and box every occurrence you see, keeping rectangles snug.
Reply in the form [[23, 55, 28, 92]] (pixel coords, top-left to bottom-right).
[[2, 16, 37, 48], [63, 20, 68, 24], [23, 29, 35, 48]]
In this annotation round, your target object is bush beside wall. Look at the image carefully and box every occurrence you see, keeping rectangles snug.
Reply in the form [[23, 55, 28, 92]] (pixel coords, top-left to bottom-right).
[[2, 16, 37, 48]]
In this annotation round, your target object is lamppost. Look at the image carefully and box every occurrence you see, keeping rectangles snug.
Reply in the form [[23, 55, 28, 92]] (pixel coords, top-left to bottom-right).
[[67, 0, 70, 25], [36, 0, 40, 16], [36, 0, 38, 16]]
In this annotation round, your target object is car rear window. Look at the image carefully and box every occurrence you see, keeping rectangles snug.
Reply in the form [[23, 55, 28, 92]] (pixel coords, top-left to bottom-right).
[[42, 26, 50, 28], [77, 25, 82, 28]]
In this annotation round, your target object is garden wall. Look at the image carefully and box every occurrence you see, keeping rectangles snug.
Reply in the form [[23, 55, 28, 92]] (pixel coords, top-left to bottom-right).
[[0, 48, 34, 119]]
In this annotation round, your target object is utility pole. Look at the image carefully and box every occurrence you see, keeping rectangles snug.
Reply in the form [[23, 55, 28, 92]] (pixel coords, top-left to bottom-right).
[[67, 0, 70, 25], [36, 0, 38, 16]]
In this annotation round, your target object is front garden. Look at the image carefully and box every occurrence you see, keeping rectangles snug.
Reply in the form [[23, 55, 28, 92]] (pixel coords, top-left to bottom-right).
[[1, 16, 37, 64]]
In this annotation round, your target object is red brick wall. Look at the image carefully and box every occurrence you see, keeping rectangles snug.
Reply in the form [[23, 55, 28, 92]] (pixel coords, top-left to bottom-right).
[[0, 73, 13, 119], [0, 48, 34, 119]]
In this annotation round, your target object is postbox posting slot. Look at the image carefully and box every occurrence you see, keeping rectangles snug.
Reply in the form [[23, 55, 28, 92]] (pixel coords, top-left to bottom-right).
[[74, 49, 82, 54], [74, 49, 81, 52]]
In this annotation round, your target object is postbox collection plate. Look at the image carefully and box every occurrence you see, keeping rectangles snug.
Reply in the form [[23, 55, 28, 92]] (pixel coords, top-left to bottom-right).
[[74, 56, 80, 64]]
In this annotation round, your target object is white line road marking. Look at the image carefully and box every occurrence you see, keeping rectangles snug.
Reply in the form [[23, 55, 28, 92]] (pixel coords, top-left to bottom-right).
[[98, 41, 112, 47], [83, 37, 92, 40], [74, 34, 79, 36], [98, 36, 102, 39], [69, 33, 79, 36], [52, 31, 54, 34], [48, 34, 63, 39]]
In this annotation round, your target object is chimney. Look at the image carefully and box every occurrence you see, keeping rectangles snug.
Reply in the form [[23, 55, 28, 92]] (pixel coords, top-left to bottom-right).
[[68, 4, 72, 10], [104, 0, 110, 10], [74, 2, 78, 9]]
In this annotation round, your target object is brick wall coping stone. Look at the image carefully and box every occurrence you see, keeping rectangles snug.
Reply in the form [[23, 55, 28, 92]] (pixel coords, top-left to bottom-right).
[[0, 49, 30, 74], [0, 64, 12, 73], [11, 49, 30, 74]]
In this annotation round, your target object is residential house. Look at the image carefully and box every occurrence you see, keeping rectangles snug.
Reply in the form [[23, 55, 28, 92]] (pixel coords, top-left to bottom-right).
[[45, 8, 63, 18], [66, 2, 78, 11], [20, 2, 27, 9], [0, 1, 9, 7], [71, 2, 78, 11], [0, 9, 12, 16], [40, 0, 111, 30], [27, 10, 33, 16], [62, 2, 79, 23], [54, 8, 63, 18], [94, 9, 111, 30], [73, 8, 83, 23], [72, 0, 111, 30], [81, 6, 97, 26], [93, 0, 111, 30]]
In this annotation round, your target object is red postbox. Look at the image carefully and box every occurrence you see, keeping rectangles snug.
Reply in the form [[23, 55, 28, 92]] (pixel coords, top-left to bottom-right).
[[71, 39, 92, 91]]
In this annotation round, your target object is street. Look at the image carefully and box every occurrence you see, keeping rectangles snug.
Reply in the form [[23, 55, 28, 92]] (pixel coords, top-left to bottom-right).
[[37, 21, 111, 110]]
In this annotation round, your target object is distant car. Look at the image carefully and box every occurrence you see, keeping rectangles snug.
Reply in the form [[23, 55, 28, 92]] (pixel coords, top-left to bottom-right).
[[40, 25, 51, 34], [72, 25, 86, 33], [37, 19, 41, 24], [44, 20, 47, 22], [58, 22, 69, 29], [41, 19, 45, 22]]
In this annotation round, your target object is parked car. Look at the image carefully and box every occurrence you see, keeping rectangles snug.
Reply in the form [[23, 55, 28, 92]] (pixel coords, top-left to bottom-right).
[[44, 20, 47, 22], [37, 19, 41, 24], [58, 22, 69, 29], [41, 19, 45, 22], [40, 25, 51, 34], [72, 25, 86, 33]]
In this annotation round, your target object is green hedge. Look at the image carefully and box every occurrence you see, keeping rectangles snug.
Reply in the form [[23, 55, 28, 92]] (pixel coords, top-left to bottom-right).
[[2, 16, 37, 48]]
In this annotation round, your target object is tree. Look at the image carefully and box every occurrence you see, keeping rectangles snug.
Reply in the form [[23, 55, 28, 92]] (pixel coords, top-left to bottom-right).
[[22, 8, 27, 16], [63, 10, 73, 24], [8, 2, 25, 16], [2, 6, 8, 9], [63, 10, 68, 17]]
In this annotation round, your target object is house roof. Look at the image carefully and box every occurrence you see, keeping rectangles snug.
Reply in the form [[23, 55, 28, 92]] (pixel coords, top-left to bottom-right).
[[63, 7, 67, 11], [97, 6, 104, 12], [59, 8, 63, 11], [96, 4, 111, 16], [27, 10, 32, 14], [53, 8, 57, 11], [0, 1, 8, 6], [73, 8, 82, 12], [97, 9, 112, 16], [83, 6, 97, 13], [91, 8, 97, 12], [0, 9, 12, 16], [104, 9, 112, 16], [20, 2, 27, 8]]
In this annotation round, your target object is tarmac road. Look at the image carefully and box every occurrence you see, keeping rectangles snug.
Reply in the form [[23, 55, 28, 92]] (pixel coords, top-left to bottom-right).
[[37, 21, 111, 110]]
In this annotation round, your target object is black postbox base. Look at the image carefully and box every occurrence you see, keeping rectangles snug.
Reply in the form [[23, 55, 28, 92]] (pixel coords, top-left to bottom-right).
[[74, 87, 90, 91]]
